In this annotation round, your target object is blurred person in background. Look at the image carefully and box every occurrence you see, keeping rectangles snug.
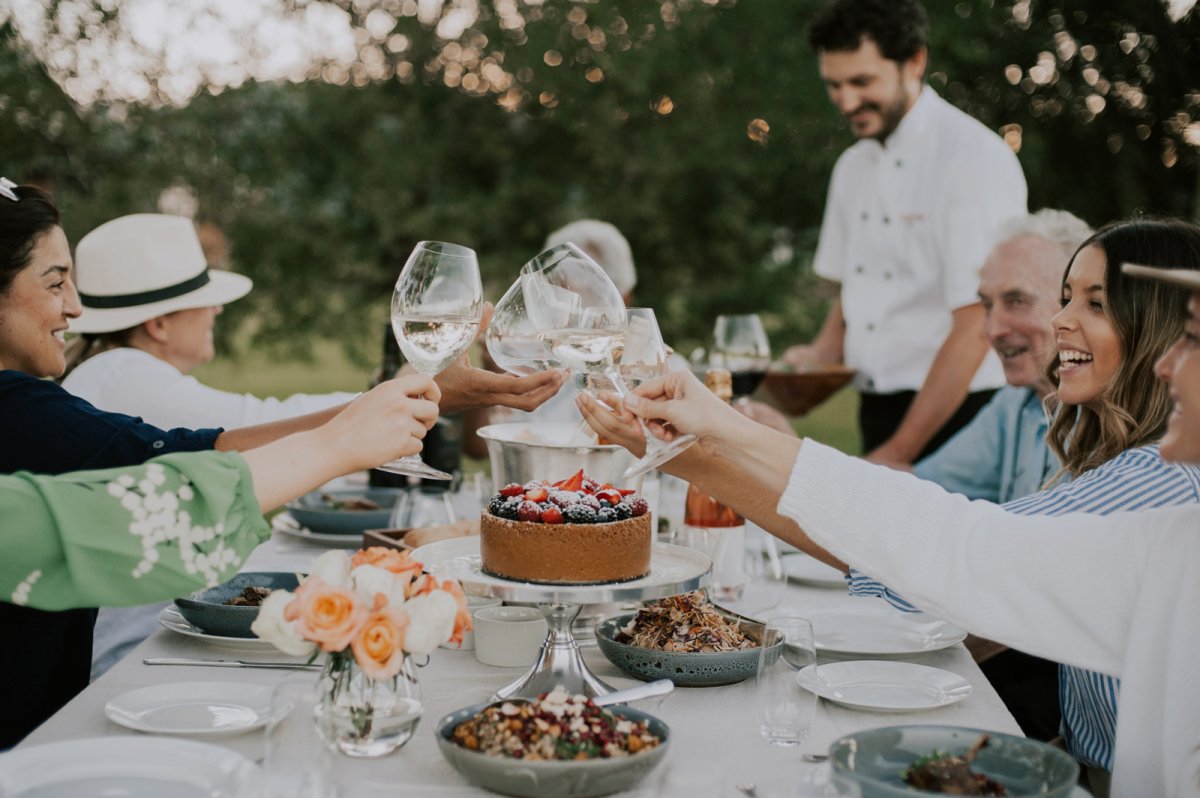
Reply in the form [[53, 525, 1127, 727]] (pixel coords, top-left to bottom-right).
[[783, 0, 1026, 463]]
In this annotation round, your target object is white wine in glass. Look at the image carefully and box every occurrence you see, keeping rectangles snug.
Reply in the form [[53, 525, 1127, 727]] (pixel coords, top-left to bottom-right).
[[377, 241, 483, 480], [485, 276, 564, 376]]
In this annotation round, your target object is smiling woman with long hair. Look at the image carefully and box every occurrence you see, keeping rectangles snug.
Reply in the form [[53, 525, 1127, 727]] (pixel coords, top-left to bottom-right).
[[1044, 219, 1200, 479]]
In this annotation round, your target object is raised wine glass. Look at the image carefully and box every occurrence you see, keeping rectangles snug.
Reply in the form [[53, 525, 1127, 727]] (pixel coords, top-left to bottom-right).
[[376, 241, 483, 480], [712, 313, 771, 404], [521, 244, 695, 479], [484, 275, 564, 376]]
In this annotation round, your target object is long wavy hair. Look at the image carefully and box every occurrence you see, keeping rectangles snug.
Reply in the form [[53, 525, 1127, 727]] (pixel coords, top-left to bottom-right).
[[1044, 218, 1199, 478]]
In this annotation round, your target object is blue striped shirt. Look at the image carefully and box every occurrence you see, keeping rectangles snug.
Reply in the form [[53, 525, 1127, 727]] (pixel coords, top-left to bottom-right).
[[848, 444, 1200, 770]]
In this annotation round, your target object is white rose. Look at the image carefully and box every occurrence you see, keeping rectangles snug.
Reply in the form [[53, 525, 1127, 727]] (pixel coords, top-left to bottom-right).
[[307, 550, 351, 589], [402, 591, 458, 655], [250, 590, 316, 657], [351, 564, 405, 607]]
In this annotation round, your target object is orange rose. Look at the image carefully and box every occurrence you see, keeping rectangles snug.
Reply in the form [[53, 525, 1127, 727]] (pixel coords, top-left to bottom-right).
[[441, 580, 473, 647], [406, 572, 439, 599], [352, 547, 423, 578], [351, 600, 410, 681], [287, 576, 368, 653]]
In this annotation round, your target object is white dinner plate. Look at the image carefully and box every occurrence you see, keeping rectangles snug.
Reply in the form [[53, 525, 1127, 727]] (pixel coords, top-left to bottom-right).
[[272, 512, 363, 547], [157, 604, 280, 652], [0, 736, 259, 797], [797, 660, 971, 712], [106, 681, 278, 736], [780, 552, 846, 588], [805, 605, 967, 657]]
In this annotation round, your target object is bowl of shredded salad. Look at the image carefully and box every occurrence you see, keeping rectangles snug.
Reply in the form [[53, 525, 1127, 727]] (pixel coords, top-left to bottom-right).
[[594, 592, 776, 686]]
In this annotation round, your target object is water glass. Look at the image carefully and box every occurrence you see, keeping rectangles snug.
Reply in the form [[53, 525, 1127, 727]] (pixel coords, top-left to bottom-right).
[[263, 673, 339, 798], [390, 486, 456, 529], [756, 616, 817, 746]]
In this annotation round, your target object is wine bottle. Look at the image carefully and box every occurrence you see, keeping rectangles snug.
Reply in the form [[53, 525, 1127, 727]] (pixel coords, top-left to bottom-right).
[[679, 368, 747, 600]]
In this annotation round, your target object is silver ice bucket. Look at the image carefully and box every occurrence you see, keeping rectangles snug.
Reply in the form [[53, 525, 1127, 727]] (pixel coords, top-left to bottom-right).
[[476, 422, 644, 494]]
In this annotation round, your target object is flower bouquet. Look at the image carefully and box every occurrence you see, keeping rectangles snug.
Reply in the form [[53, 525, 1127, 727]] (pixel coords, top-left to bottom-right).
[[252, 546, 472, 757]]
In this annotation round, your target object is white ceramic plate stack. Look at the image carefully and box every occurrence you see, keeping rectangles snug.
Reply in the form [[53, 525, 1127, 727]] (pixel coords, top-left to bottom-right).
[[797, 660, 972, 712], [105, 681, 279, 737], [0, 737, 259, 797]]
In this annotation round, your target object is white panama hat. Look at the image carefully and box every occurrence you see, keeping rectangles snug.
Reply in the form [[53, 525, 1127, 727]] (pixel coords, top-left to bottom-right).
[[70, 213, 253, 334], [1122, 262, 1200, 292]]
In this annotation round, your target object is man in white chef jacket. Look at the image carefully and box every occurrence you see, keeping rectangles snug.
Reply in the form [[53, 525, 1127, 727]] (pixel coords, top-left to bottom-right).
[[785, 0, 1026, 464]]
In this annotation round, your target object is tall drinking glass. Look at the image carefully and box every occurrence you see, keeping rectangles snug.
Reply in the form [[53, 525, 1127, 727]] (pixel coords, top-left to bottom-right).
[[712, 313, 771, 403], [521, 244, 695, 479], [756, 616, 817, 746], [377, 241, 483, 480]]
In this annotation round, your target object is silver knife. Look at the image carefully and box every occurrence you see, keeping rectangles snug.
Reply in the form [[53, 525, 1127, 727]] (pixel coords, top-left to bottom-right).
[[143, 657, 320, 670]]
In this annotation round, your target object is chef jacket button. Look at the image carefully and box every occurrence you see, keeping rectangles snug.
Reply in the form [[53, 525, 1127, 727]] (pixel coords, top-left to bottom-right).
[[152, 440, 165, 450], [860, 212, 868, 222], [884, 271, 893, 280], [883, 216, 891, 225], [866, 323, 875, 332], [895, 159, 903, 168], [855, 265, 865, 274]]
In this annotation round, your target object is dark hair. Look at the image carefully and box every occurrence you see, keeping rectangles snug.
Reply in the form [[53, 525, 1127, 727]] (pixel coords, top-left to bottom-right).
[[1044, 218, 1199, 478], [807, 0, 930, 62], [0, 184, 62, 294]]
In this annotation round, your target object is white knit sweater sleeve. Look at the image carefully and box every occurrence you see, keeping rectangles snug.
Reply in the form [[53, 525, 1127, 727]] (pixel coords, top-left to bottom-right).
[[777, 440, 1158, 677]]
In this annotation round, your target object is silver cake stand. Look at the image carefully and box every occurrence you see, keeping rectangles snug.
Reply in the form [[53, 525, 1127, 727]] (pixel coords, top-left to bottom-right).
[[410, 538, 711, 699]]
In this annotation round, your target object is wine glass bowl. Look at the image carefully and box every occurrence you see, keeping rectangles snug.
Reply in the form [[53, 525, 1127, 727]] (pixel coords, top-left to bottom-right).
[[712, 314, 771, 401], [485, 277, 564, 376], [378, 241, 483, 480]]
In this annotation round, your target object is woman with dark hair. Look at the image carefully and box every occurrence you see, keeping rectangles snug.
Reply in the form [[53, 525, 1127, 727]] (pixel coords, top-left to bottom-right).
[[0, 182, 440, 748], [582, 218, 1200, 795]]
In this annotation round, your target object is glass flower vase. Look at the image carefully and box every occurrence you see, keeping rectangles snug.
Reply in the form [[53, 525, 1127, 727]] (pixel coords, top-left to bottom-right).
[[315, 655, 423, 758]]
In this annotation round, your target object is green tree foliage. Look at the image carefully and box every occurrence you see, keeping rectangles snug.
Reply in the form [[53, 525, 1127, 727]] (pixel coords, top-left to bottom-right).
[[1, 1, 1197, 363]]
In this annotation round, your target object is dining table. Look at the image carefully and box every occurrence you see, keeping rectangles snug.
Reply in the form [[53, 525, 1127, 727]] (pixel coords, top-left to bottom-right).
[[19, 520, 1033, 797]]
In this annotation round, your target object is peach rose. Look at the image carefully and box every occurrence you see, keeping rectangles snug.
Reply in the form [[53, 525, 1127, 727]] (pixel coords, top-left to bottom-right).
[[350, 599, 410, 681], [287, 576, 368, 653], [352, 547, 423, 578], [406, 572, 439, 599], [440, 580, 473, 647]]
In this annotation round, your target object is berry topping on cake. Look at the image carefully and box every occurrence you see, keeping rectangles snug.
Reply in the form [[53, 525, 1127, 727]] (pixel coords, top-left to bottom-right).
[[486, 472, 645, 525]]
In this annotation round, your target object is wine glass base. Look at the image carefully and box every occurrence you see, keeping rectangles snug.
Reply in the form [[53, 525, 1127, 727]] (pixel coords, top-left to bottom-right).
[[622, 434, 698, 480], [374, 457, 453, 480]]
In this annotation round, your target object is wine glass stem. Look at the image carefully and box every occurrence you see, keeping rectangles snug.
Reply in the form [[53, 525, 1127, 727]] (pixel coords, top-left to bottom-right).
[[601, 366, 664, 454]]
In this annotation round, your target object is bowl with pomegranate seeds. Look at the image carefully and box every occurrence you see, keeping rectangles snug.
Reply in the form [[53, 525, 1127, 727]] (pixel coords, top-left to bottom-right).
[[436, 688, 669, 797]]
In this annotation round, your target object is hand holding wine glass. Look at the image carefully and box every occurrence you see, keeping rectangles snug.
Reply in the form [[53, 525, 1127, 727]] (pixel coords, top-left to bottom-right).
[[377, 241, 483, 480], [521, 244, 695, 479]]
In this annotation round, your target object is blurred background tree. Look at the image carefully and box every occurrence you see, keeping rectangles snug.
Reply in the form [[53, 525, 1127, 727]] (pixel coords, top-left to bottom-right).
[[1, 0, 1198, 368]]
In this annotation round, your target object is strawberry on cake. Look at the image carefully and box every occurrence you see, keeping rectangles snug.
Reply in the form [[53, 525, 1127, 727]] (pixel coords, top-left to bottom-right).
[[480, 470, 652, 585]]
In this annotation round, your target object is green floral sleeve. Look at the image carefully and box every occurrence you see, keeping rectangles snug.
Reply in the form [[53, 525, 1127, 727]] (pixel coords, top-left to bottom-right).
[[2, 451, 270, 611]]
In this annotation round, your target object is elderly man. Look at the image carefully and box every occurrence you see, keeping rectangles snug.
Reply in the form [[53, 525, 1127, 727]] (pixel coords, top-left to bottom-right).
[[851, 209, 1092, 741], [784, 0, 1026, 463]]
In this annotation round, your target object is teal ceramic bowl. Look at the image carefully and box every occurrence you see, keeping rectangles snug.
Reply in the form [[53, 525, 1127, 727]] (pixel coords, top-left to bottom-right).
[[594, 612, 776, 687], [174, 572, 301, 638], [830, 725, 1079, 798], [285, 488, 404, 535], [436, 702, 669, 798]]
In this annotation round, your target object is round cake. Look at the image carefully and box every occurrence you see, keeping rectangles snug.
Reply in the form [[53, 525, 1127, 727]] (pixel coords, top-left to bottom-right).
[[480, 471, 652, 585]]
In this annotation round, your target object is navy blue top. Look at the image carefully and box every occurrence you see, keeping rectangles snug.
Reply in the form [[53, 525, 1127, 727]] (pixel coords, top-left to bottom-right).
[[0, 370, 222, 748]]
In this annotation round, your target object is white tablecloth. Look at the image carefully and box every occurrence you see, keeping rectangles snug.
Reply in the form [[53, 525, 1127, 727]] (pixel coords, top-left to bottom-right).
[[21, 527, 1024, 796]]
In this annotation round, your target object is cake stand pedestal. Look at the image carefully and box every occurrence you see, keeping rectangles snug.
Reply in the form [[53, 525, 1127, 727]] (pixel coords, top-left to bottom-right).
[[410, 538, 711, 700]]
